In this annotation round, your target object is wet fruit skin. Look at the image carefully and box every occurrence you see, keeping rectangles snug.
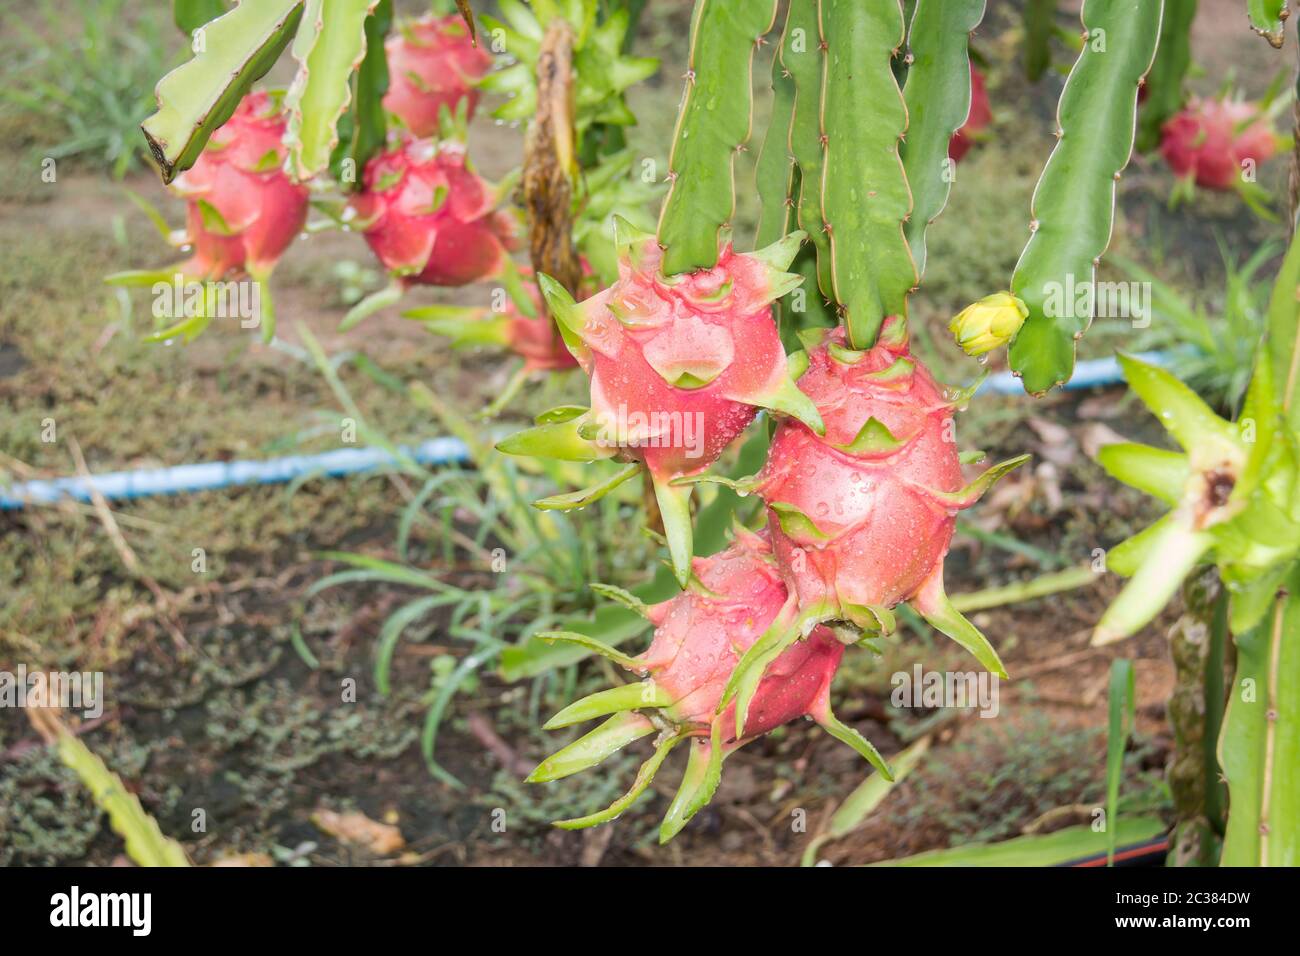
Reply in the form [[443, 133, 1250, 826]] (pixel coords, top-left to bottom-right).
[[760, 324, 964, 614], [634, 528, 844, 743]]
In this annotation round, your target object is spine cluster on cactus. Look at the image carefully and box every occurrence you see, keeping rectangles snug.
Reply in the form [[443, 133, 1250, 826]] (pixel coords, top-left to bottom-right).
[[1159, 95, 1279, 191], [170, 92, 309, 281], [348, 137, 519, 287]]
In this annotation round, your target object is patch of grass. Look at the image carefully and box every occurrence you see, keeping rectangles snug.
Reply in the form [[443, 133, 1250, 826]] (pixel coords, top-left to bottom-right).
[[884, 714, 1169, 847], [0, 0, 177, 179]]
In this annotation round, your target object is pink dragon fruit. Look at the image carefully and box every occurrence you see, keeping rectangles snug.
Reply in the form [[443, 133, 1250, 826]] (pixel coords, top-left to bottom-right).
[[699, 320, 1028, 730], [1160, 95, 1279, 190], [949, 65, 991, 163], [348, 136, 518, 287], [382, 15, 493, 138], [170, 91, 309, 281], [503, 221, 822, 585], [529, 528, 887, 842]]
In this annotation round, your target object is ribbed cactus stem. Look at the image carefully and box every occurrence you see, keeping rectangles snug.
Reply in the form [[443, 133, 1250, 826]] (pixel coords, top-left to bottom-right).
[[900, 0, 986, 280], [657, 0, 779, 276], [1007, 0, 1162, 394], [819, 0, 916, 349]]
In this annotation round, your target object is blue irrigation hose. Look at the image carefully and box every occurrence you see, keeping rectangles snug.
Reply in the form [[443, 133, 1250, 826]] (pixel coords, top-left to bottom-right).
[[0, 352, 1172, 511], [1, 439, 472, 510]]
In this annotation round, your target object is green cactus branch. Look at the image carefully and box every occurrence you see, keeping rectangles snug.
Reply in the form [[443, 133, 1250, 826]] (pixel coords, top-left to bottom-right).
[[1007, 0, 1163, 395], [142, 0, 305, 183], [1136, 0, 1197, 154], [754, 15, 798, 249], [1219, 571, 1300, 865], [901, 0, 986, 280], [284, 0, 381, 180], [330, 0, 392, 188], [1023, 0, 1056, 81], [785, 0, 833, 301], [1247, 0, 1288, 47], [820, 0, 917, 349], [1266, 210, 1300, 428], [657, 0, 780, 276]]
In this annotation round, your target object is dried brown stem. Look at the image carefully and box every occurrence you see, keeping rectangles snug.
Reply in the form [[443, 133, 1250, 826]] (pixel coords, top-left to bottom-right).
[[523, 18, 583, 297]]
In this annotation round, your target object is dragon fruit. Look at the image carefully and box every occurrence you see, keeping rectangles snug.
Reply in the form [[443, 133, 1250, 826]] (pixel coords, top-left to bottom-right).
[[530, 528, 888, 842], [348, 137, 518, 287], [382, 15, 493, 138], [170, 91, 309, 281], [949, 65, 991, 163], [500, 221, 823, 585], [691, 320, 1029, 733], [1160, 95, 1279, 191]]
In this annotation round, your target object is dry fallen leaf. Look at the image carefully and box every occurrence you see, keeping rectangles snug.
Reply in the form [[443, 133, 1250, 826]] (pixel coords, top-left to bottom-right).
[[1027, 416, 1077, 467], [1078, 422, 1129, 460], [311, 809, 406, 856], [210, 852, 275, 867]]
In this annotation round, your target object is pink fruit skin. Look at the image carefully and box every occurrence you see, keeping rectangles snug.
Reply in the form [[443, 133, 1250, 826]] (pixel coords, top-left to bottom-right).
[[948, 65, 990, 163], [351, 138, 517, 287], [1160, 96, 1278, 191], [171, 92, 309, 279], [505, 271, 580, 372], [382, 15, 492, 137], [632, 529, 843, 744], [760, 323, 963, 614], [575, 242, 794, 481]]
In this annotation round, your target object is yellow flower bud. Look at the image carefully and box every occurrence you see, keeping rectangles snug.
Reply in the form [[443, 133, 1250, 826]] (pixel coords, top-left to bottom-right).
[[949, 292, 1029, 357]]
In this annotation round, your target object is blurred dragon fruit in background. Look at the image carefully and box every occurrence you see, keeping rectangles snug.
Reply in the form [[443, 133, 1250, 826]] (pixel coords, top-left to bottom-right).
[[949, 64, 991, 162], [1160, 94, 1279, 190], [348, 137, 518, 287], [383, 14, 493, 137]]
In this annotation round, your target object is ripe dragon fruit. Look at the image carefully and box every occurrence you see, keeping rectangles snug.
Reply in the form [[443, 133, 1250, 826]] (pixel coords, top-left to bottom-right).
[[170, 91, 309, 282], [699, 320, 1028, 736], [948, 65, 991, 163], [348, 136, 519, 287], [529, 528, 888, 842], [498, 221, 823, 585], [382, 14, 493, 138], [1160, 95, 1279, 191]]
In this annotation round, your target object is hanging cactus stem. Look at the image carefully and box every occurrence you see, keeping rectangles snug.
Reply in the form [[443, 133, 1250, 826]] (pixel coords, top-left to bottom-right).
[[657, 0, 780, 275], [820, 0, 917, 349], [1007, 0, 1162, 393]]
